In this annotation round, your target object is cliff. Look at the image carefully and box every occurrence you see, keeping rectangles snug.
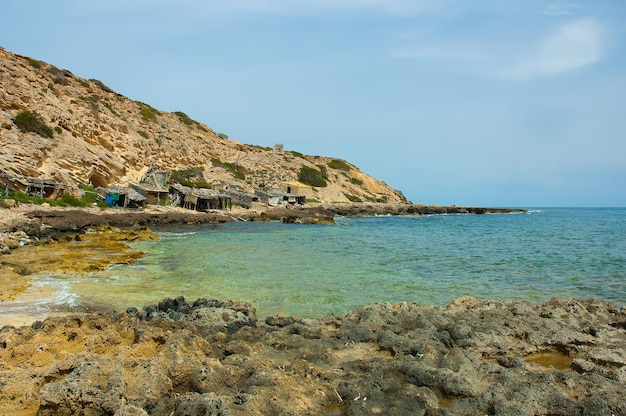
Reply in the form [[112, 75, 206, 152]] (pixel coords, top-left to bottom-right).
[[0, 47, 406, 205]]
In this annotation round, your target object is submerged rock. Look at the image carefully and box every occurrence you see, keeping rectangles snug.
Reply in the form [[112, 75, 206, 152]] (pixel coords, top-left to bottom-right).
[[0, 296, 624, 415]]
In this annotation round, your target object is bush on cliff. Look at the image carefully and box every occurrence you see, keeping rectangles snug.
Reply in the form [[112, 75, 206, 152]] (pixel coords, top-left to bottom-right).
[[14, 111, 54, 138], [327, 159, 351, 171], [298, 166, 327, 187], [171, 167, 212, 188]]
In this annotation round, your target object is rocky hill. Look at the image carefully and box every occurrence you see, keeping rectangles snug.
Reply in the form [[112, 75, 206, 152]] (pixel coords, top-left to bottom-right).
[[0, 47, 406, 204]]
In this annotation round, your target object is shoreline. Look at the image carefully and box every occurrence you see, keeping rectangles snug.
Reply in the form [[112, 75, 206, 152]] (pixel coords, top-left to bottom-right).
[[1, 204, 624, 415], [1, 295, 624, 415], [0, 202, 523, 324], [1, 201, 526, 232]]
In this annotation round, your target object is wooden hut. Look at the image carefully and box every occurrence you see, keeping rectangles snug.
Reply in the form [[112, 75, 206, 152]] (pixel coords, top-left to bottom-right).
[[129, 183, 169, 205], [0, 173, 57, 198], [97, 186, 146, 208], [169, 184, 231, 211]]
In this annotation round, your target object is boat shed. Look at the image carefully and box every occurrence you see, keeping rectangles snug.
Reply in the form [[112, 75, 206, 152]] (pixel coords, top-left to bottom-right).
[[222, 188, 259, 209], [97, 186, 147, 208], [129, 183, 169, 205], [0, 173, 57, 198], [169, 184, 231, 211]]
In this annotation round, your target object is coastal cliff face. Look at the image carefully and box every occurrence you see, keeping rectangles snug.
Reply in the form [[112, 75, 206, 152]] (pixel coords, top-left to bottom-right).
[[0, 47, 405, 204]]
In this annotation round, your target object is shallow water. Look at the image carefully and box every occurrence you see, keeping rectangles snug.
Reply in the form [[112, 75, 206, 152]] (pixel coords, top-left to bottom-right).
[[1, 208, 624, 321]]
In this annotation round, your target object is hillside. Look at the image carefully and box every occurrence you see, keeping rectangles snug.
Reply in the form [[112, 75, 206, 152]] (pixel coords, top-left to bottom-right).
[[0, 47, 406, 205]]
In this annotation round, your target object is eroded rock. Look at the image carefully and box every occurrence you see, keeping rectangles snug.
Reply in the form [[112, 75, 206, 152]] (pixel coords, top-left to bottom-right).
[[0, 296, 624, 415]]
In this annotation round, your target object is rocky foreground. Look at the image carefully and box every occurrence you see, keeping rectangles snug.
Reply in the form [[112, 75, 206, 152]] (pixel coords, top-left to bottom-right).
[[1, 296, 624, 416]]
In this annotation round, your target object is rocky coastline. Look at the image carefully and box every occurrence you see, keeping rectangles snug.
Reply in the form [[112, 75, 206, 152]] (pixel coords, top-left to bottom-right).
[[3, 203, 625, 415], [1, 296, 624, 415], [0, 202, 525, 250]]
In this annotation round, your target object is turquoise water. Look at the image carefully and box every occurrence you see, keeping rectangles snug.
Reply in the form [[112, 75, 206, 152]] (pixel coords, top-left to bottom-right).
[[3, 208, 625, 320]]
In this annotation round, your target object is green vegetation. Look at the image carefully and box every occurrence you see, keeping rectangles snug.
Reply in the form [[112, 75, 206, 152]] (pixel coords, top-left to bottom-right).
[[47, 66, 70, 85], [174, 111, 200, 127], [140, 107, 158, 122], [170, 166, 211, 188], [328, 159, 351, 171], [289, 150, 307, 160], [317, 164, 328, 180], [4, 189, 106, 209], [344, 193, 362, 202], [174, 111, 208, 131], [136, 101, 161, 122], [14, 111, 53, 138], [137, 130, 149, 139], [54, 126, 62, 134], [350, 177, 363, 185], [78, 79, 90, 88], [210, 158, 246, 180], [26, 58, 43, 68], [298, 166, 327, 187], [102, 101, 119, 116], [78, 95, 98, 103], [246, 144, 272, 151]]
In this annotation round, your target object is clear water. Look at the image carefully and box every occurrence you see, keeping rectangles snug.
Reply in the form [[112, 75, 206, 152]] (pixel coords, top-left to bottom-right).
[[2, 208, 625, 320]]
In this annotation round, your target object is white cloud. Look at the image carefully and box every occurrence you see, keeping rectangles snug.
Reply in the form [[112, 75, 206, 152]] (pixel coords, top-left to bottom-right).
[[498, 19, 605, 80], [390, 18, 607, 81], [542, 2, 577, 16]]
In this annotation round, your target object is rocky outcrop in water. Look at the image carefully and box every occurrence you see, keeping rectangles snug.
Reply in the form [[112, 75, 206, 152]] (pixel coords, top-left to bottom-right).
[[324, 203, 526, 217], [1, 296, 624, 415]]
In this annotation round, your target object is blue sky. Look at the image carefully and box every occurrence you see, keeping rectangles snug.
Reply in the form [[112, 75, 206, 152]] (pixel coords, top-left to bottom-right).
[[2, 1, 625, 207]]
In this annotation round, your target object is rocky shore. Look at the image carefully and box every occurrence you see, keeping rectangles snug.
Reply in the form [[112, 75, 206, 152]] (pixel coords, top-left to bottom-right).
[[0, 202, 524, 255], [5, 203, 623, 415], [1, 296, 624, 415]]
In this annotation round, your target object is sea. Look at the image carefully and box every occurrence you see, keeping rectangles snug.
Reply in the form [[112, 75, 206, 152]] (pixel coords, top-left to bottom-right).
[[2, 207, 625, 322]]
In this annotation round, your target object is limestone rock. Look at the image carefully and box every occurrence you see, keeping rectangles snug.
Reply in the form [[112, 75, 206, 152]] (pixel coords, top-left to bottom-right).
[[0, 47, 406, 205], [1, 297, 624, 415]]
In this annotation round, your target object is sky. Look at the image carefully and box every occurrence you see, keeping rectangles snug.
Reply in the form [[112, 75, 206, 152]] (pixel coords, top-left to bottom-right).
[[2, 1, 625, 207]]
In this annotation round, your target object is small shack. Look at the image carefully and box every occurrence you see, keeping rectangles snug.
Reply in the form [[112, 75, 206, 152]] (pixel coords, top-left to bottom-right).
[[130, 183, 169, 205], [281, 181, 312, 199], [222, 189, 259, 209], [97, 186, 146, 208], [255, 189, 305, 206], [169, 184, 231, 211], [0, 173, 57, 198]]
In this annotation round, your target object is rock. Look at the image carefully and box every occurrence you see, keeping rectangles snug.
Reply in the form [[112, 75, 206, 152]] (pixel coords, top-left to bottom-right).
[[0, 297, 625, 415], [172, 393, 228, 416], [114, 403, 149, 416], [0, 48, 407, 207], [0, 199, 18, 208]]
